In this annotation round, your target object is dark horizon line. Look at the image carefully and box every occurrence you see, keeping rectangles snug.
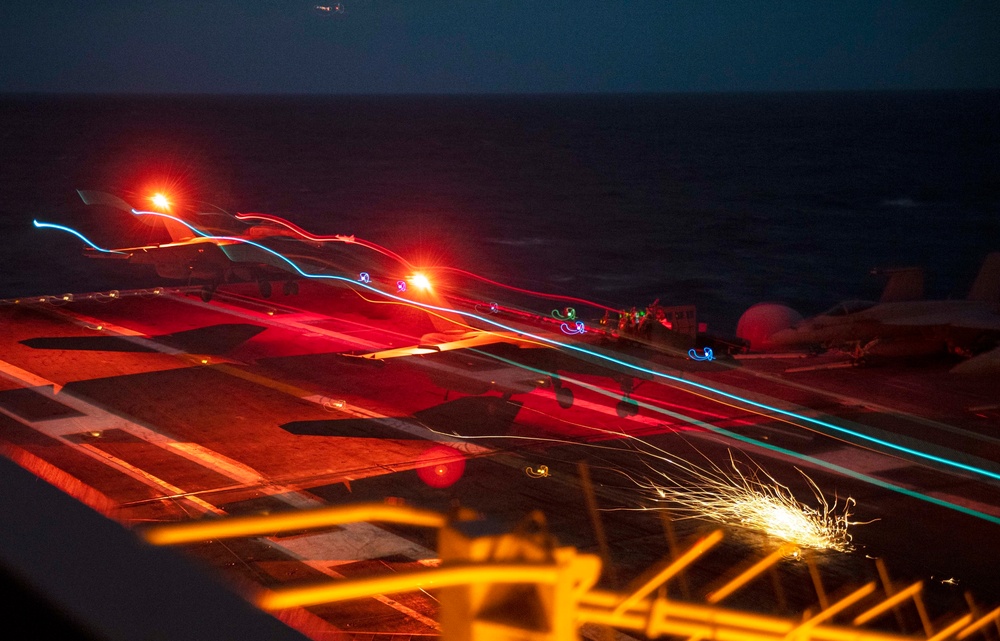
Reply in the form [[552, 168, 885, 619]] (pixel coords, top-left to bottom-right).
[[1, 87, 998, 100]]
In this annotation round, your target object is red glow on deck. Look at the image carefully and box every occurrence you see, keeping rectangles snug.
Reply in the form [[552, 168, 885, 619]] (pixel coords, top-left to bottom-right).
[[415, 445, 466, 488]]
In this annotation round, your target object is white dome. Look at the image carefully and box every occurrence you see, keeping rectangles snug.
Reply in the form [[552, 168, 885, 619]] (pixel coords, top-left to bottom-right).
[[736, 303, 804, 350]]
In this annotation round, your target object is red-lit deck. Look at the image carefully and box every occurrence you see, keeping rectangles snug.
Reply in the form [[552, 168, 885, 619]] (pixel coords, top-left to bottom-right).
[[1, 280, 998, 639]]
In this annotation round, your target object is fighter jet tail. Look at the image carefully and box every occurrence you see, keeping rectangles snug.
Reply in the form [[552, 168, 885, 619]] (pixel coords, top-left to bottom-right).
[[967, 252, 1000, 303], [876, 267, 924, 302], [77, 189, 197, 243]]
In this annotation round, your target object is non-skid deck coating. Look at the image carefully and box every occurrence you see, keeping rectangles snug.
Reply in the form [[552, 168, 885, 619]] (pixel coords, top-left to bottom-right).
[[1, 280, 998, 639]]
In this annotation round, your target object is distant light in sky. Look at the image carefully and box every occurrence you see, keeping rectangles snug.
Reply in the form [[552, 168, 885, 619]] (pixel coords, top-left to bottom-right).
[[0, 1, 996, 94], [313, 4, 346, 18]]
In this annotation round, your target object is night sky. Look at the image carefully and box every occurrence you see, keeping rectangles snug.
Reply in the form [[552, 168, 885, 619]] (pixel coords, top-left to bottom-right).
[[1, 1, 997, 95]]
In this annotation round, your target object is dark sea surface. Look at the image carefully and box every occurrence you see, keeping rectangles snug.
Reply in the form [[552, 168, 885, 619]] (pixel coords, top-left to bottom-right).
[[1, 91, 997, 334]]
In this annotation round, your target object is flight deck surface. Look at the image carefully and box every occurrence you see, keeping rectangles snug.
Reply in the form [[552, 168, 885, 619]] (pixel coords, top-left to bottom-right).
[[1, 281, 998, 639]]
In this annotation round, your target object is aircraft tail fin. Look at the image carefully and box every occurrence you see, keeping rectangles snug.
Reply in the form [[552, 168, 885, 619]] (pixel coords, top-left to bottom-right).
[[156, 217, 198, 243], [874, 267, 925, 302], [77, 190, 134, 212], [967, 252, 1000, 303], [77, 189, 196, 242]]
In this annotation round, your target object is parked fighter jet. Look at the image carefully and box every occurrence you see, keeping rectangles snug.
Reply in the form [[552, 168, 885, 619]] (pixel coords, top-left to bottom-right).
[[736, 253, 1000, 373]]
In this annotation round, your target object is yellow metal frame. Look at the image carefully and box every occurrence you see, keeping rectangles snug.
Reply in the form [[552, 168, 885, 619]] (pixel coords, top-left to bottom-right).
[[143, 502, 998, 641]]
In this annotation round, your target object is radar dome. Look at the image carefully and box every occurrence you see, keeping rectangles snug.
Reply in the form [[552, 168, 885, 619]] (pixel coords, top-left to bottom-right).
[[736, 303, 803, 351]]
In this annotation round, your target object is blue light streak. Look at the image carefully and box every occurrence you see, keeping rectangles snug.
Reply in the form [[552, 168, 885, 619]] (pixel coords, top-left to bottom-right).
[[359, 272, 370, 284], [42, 211, 1000, 495], [32, 220, 127, 255], [688, 347, 715, 361]]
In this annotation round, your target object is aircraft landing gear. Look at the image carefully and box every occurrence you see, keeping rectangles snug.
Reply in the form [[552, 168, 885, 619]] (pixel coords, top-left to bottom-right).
[[258, 278, 272, 299], [200, 284, 216, 303]]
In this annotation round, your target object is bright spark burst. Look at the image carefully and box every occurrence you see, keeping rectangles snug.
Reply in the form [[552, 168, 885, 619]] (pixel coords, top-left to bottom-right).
[[631, 452, 857, 553]]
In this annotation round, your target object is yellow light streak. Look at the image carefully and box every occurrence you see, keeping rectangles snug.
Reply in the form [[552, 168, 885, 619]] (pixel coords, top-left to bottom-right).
[[783, 582, 876, 638], [707, 542, 799, 603], [853, 581, 923, 625], [143, 503, 448, 545], [614, 530, 724, 616], [580, 588, 916, 641], [927, 614, 974, 641], [256, 562, 565, 610], [958, 606, 1000, 640]]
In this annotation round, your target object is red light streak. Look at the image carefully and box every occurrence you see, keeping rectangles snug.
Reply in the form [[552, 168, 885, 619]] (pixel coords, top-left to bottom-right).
[[234, 212, 415, 269], [235, 212, 622, 316], [437, 266, 622, 314]]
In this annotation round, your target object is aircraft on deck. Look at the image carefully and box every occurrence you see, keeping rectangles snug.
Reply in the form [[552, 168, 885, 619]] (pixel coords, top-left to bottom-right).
[[736, 252, 1000, 374], [351, 325, 656, 418], [343, 280, 707, 418], [51, 192, 707, 414], [72, 190, 338, 301]]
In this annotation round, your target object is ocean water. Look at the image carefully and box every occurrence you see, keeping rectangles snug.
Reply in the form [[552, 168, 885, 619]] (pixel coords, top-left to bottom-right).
[[1, 91, 997, 335]]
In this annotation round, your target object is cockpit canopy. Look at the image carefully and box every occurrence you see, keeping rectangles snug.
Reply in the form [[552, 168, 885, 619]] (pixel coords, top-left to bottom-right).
[[821, 300, 877, 317]]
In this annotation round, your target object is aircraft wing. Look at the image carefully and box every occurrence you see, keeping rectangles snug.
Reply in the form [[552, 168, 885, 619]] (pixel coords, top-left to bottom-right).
[[82, 238, 236, 269], [880, 307, 1000, 331], [82, 237, 247, 282], [82, 236, 232, 258], [347, 328, 653, 387], [347, 330, 549, 360]]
